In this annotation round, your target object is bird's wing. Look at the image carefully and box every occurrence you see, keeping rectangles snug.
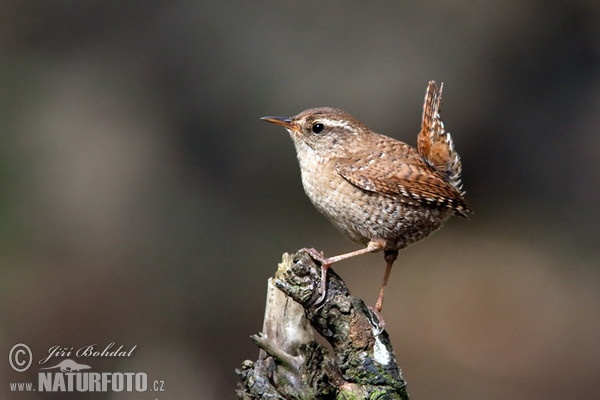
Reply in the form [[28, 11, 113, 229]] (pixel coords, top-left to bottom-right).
[[335, 140, 471, 217]]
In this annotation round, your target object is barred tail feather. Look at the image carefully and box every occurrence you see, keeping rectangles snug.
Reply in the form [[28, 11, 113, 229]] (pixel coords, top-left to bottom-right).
[[417, 81, 465, 195]]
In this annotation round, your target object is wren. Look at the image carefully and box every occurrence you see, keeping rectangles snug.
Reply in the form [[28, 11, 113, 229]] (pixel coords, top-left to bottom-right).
[[261, 81, 471, 313]]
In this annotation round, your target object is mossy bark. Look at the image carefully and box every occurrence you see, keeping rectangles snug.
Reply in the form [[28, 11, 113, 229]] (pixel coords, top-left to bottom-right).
[[237, 250, 409, 400]]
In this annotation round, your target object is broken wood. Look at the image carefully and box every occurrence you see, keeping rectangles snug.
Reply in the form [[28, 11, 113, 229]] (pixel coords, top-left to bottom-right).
[[236, 250, 409, 399]]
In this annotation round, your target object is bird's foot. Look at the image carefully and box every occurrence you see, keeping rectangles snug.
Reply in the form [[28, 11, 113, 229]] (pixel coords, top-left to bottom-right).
[[367, 306, 386, 335], [298, 247, 328, 265], [298, 248, 331, 306]]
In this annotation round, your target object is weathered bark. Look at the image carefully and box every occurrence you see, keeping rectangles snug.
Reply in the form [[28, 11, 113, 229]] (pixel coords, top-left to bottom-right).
[[237, 250, 409, 400]]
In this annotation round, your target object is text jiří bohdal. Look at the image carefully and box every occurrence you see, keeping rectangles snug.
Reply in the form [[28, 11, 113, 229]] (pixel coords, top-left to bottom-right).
[[39, 343, 137, 365]]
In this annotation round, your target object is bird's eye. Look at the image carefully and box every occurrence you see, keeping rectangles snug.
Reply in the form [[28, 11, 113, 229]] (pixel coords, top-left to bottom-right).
[[311, 123, 324, 134]]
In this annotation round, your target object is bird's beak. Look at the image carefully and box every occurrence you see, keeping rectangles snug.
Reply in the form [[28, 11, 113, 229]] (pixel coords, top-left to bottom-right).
[[260, 116, 300, 132]]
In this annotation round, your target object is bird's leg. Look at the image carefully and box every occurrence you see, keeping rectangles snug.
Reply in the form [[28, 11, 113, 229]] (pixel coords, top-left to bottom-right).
[[300, 239, 386, 305], [374, 250, 398, 313]]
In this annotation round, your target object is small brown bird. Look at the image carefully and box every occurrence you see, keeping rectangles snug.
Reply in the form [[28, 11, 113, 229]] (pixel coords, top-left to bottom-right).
[[262, 81, 470, 313]]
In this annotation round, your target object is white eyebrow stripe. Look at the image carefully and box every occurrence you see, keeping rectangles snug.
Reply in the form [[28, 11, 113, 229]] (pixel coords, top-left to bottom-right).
[[320, 119, 353, 130]]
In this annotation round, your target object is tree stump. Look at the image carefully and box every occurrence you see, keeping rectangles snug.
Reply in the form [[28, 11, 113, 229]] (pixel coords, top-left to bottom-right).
[[236, 250, 409, 399]]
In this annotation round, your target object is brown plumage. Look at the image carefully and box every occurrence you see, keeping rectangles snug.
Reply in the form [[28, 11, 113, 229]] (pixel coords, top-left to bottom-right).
[[261, 81, 470, 314], [418, 81, 465, 196]]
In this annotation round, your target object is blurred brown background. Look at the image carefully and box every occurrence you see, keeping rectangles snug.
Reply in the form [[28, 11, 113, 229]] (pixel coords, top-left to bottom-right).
[[1, 1, 598, 399]]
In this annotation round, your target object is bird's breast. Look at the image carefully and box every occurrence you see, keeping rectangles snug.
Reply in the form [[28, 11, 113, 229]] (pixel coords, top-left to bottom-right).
[[296, 147, 451, 249]]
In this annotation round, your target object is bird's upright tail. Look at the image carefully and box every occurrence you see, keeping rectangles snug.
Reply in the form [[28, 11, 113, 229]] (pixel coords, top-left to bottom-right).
[[417, 81, 465, 195]]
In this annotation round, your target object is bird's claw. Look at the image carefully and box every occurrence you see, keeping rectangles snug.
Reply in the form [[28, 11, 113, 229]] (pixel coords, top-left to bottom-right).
[[297, 248, 330, 307], [367, 306, 386, 335], [298, 247, 328, 266]]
